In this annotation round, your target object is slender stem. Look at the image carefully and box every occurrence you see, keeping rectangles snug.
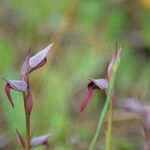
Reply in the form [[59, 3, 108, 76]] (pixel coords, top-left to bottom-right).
[[105, 100, 113, 150], [88, 60, 120, 150], [88, 100, 109, 150], [88, 72, 116, 150], [23, 92, 30, 150]]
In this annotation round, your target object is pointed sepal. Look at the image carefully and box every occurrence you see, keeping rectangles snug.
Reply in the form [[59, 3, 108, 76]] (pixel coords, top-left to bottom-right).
[[16, 129, 25, 148], [107, 46, 123, 78]]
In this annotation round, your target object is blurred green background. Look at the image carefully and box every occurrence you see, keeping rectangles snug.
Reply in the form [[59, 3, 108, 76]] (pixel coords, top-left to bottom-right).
[[0, 0, 150, 149]]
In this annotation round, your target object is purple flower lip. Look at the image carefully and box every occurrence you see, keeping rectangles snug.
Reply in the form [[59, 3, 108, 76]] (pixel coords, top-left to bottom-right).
[[80, 78, 109, 112]]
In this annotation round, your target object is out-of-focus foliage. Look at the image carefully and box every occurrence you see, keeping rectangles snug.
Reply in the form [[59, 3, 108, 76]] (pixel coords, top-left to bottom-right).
[[0, 0, 150, 149]]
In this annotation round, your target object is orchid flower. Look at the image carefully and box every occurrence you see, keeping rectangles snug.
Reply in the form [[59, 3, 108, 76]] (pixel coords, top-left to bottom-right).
[[21, 44, 53, 81], [2, 44, 53, 150], [80, 46, 123, 112], [2, 78, 27, 108]]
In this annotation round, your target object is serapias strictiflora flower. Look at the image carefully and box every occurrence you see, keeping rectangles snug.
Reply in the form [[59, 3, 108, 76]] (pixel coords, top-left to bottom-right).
[[20, 44, 53, 80], [16, 130, 52, 148], [2, 78, 27, 108], [80, 46, 123, 112]]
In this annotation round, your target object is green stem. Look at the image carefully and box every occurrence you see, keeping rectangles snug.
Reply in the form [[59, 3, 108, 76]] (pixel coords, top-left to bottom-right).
[[105, 100, 113, 150], [88, 61, 120, 150]]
